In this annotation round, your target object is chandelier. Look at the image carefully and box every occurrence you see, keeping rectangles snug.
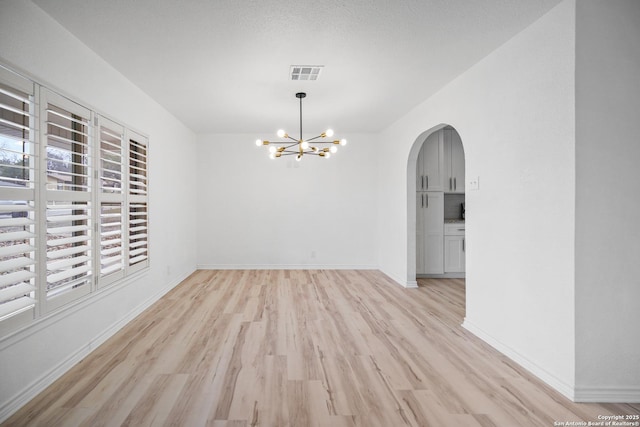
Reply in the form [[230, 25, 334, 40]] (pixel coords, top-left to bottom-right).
[[255, 92, 347, 161]]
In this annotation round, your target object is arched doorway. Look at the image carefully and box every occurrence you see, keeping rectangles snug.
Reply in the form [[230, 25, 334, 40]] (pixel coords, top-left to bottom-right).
[[407, 124, 466, 286]]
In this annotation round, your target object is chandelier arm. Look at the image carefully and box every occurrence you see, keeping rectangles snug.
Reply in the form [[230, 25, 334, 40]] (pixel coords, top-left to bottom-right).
[[305, 135, 325, 142], [285, 135, 299, 143]]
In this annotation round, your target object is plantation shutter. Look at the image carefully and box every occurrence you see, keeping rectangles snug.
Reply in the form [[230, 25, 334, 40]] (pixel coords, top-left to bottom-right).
[[0, 62, 152, 335], [127, 132, 148, 272], [97, 116, 124, 285], [42, 89, 93, 311], [0, 66, 37, 330]]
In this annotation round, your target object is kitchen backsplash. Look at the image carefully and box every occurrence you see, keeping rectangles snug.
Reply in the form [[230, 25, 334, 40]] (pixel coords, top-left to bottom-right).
[[444, 193, 465, 219]]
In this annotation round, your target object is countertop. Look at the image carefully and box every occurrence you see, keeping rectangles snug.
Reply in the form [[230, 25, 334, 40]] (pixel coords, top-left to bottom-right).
[[444, 219, 465, 224]]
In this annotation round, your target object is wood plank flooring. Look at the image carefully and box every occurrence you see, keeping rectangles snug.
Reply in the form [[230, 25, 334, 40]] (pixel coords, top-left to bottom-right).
[[3, 270, 638, 426]]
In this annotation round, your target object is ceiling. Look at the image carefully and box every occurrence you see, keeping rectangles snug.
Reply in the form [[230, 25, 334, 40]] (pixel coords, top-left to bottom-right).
[[32, 0, 562, 135]]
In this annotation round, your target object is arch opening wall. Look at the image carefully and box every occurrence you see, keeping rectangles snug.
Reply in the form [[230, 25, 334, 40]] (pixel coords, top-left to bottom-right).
[[377, 0, 577, 397], [405, 124, 449, 286]]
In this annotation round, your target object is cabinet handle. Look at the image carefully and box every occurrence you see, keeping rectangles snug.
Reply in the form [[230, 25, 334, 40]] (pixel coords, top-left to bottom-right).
[[426, 175, 429, 189], [421, 175, 424, 190], [454, 177, 457, 190], [449, 177, 452, 191], [426, 194, 428, 208], [463, 239, 465, 252], [421, 193, 424, 208]]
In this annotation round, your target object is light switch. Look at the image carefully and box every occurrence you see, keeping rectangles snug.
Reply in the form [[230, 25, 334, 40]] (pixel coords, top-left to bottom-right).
[[467, 176, 479, 190]]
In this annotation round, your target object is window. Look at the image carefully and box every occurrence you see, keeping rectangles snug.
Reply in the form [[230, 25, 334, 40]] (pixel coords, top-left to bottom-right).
[[127, 133, 148, 272], [0, 66, 36, 331], [0, 64, 149, 334]]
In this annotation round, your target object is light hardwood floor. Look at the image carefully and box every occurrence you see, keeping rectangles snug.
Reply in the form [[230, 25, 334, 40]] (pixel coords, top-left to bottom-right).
[[3, 270, 638, 426]]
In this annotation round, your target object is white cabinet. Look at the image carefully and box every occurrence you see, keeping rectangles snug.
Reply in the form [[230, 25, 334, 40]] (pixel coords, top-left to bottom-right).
[[416, 127, 465, 277], [416, 131, 444, 191], [416, 192, 444, 274], [444, 223, 465, 273], [443, 128, 465, 193]]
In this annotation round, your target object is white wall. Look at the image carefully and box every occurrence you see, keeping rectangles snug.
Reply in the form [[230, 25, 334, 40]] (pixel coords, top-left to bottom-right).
[[377, 0, 577, 397], [0, 0, 198, 419], [196, 133, 378, 269], [575, 0, 640, 401]]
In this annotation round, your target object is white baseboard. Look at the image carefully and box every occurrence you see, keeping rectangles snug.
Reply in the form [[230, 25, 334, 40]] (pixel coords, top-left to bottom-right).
[[196, 265, 420, 289], [0, 268, 195, 423], [462, 318, 576, 401], [405, 280, 419, 288], [374, 268, 417, 289], [417, 273, 466, 279], [463, 319, 640, 403], [196, 264, 377, 270], [573, 386, 640, 403]]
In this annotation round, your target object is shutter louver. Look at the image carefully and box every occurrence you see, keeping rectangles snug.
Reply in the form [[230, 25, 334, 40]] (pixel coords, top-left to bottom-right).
[[0, 201, 36, 321], [129, 203, 148, 266], [45, 104, 90, 192], [100, 203, 123, 277], [100, 124, 122, 193], [46, 202, 92, 297], [129, 137, 147, 196], [0, 83, 36, 189], [0, 68, 37, 324]]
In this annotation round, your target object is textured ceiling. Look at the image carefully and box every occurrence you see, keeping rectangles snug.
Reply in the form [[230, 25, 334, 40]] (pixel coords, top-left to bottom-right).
[[32, 0, 562, 134]]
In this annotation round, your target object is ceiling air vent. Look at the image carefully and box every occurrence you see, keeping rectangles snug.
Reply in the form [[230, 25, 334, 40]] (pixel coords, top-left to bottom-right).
[[290, 65, 323, 81]]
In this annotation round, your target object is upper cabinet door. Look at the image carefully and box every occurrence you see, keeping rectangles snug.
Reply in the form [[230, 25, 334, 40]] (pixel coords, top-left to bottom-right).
[[450, 130, 465, 193], [416, 142, 426, 190], [443, 129, 465, 193], [417, 131, 444, 191]]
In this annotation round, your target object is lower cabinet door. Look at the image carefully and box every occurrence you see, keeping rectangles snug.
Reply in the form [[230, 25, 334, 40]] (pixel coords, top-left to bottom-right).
[[417, 192, 444, 274], [425, 233, 444, 274], [444, 235, 465, 273]]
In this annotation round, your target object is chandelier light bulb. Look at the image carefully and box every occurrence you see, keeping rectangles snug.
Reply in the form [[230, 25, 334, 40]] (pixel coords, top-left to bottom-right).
[[340, 138, 347, 146], [325, 152, 331, 159], [325, 129, 334, 137], [277, 129, 286, 138], [269, 146, 276, 154], [301, 141, 309, 150], [269, 153, 276, 159], [330, 146, 338, 154], [255, 139, 263, 146]]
